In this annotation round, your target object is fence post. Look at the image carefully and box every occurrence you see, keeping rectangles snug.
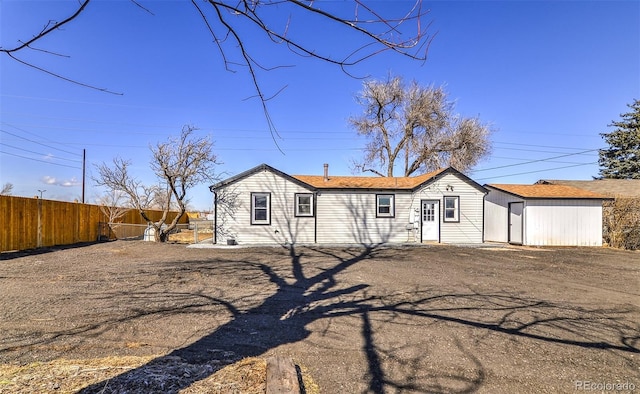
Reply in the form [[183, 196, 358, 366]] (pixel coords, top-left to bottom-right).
[[194, 221, 199, 244], [37, 197, 43, 248]]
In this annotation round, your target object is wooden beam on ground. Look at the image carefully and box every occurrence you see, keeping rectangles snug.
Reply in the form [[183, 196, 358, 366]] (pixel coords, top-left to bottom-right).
[[266, 356, 300, 394]]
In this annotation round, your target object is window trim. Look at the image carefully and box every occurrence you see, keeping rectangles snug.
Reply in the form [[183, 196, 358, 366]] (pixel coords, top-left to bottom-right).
[[443, 196, 460, 223], [294, 193, 314, 217], [376, 194, 395, 218], [250, 192, 271, 225]]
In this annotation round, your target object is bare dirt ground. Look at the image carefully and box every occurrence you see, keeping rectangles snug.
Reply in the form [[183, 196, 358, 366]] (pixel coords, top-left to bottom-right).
[[0, 241, 638, 393]]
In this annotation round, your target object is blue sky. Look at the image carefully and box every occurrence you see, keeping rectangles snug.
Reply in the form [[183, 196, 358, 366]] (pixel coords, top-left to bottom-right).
[[1, 0, 638, 211]]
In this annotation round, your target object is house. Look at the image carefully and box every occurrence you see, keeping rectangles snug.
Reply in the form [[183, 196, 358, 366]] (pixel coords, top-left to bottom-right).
[[209, 164, 487, 245], [484, 184, 612, 246]]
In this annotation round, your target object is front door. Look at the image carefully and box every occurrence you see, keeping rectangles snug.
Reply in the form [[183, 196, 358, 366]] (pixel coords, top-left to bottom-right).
[[421, 200, 440, 242], [509, 202, 524, 244]]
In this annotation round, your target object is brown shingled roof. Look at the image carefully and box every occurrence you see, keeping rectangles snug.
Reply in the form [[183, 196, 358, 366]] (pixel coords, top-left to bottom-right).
[[487, 184, 610, 199], [293, 168, 446, 190], [536, 179, 640, 197]]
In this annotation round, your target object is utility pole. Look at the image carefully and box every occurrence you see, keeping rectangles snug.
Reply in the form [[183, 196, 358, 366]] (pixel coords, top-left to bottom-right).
[[82, 149, 86, 204]]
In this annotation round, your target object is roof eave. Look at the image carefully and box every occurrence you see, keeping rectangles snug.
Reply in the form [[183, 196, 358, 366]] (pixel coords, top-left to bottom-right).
[[413, 167, 488, 194], [484, 185, 611, 200], [209, 163, 316, 192]]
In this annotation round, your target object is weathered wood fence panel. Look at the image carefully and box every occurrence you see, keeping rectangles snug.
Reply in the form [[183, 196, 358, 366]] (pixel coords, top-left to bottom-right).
[[0, 195, 187, 252]]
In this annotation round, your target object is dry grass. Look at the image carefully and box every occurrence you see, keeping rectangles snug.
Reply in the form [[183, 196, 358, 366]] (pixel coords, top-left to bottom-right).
[[168, 229, 214, 244], [0, 355, 155, 393], [0, 356, 319, 394], [604, 197, 640, 250]]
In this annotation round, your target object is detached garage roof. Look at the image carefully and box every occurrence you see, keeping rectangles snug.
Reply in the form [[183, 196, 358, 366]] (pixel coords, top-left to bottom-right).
[[486, 184, 611, 199]]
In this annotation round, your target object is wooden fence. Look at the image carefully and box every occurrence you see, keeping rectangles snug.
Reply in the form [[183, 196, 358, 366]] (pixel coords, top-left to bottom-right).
[[0, 195, 188, 252]]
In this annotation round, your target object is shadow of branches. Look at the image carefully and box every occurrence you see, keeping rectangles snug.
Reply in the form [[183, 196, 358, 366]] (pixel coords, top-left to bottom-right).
[[67, 244, 638, 393], [1, 243, 637, 393]]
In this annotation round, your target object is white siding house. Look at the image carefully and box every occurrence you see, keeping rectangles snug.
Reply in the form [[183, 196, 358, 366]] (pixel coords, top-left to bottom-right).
[[484, 184, 610, 246], [210, 164, 487, 245]]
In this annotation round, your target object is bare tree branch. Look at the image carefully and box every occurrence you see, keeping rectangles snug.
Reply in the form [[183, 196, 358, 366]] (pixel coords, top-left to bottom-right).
[[5, 52, 123, 95], [3, 1, 434, 139], [0, 183, 13, 196], [0, 0, 91, 54]]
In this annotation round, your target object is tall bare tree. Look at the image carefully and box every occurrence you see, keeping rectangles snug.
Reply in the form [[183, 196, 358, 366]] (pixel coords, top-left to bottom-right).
[[95, 126, 219, 242], [350, 75, 493, 177], [1, 1, 433, 132]]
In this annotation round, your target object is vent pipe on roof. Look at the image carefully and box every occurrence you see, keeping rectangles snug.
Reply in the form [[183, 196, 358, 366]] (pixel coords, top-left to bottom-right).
[[323, 163, 329, 181]]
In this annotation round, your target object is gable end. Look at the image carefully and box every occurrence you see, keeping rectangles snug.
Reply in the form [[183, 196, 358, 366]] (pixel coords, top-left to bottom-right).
[[414, 167, 488, 194], [210, 163, 315, 192]]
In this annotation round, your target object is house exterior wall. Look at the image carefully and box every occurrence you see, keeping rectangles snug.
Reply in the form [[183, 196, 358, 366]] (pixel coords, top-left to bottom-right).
[[214, 167, 486, 245], [413, 173, 485, 244], [484, 189, 604, 246], [484, 189, 522, 243], [214, 169, 315, 245], [315, 191, 414, 244]]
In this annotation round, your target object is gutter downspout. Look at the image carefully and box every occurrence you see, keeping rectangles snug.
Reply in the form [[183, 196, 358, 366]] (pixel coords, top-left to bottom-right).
[[213, 190, 217, 245], [314, 191, 318, 244]]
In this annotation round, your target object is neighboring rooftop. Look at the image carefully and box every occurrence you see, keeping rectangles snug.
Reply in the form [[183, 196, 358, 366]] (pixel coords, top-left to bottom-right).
[[486, 184, 610, 199], [536, 179, 640, 197]]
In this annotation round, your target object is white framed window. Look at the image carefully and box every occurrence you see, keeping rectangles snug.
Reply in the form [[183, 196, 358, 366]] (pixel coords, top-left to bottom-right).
[[376, 194, 395, 218], [295, 193, 314, 217], [251, 192, 271, 225], [443, 196, 459, 222]]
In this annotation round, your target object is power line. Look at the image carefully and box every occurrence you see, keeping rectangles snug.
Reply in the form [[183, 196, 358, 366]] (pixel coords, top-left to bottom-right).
[[475, 162, 597, 182], [0, 150, 82, 169], [493, 141, 599, 151], [491, 156, 592, 165], [475, 149, 599, 172], [0, 142, 83, 163], [0, 128, 82, 157]]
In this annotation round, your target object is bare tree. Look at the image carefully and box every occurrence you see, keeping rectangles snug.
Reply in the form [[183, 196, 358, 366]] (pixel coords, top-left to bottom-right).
[[0, 183, 13, 196], [350, 75, 493, 177], [97, 190, 130, 223], [0, 1, 433, 133], [95, 126, 220, 242]]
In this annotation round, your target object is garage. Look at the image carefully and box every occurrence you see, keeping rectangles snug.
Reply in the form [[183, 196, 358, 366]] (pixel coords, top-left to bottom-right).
[[484, 184, 611, 246]]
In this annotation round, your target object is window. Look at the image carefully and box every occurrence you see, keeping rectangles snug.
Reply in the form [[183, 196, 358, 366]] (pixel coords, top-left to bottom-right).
[[423, 202, 436, 222], [376, 194, 395, 218], [443, 196, 459, 222], [295, 193, 314, 217], [251, 192, 271, 225]]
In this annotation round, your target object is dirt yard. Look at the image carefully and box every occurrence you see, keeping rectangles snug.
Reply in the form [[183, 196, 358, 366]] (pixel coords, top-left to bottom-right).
[[0, 241, 638, 393]]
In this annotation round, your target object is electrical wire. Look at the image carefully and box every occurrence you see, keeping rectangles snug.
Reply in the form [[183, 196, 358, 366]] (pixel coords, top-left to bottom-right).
[[0, 142, 83, 163], [0, 128, 82, 157], [474, 149, 599, 172], [0, 150, 82, 169], [475, 162, 598, 181]]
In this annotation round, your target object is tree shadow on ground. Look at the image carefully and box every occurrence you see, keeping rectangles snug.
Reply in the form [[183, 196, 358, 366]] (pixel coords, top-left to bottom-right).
[[0, 241, 99, 261], [70, 243, 640, 394]]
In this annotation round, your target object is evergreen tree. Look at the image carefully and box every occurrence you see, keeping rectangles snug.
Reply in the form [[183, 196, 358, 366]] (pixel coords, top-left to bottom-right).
[[598, 99, 640, 179]]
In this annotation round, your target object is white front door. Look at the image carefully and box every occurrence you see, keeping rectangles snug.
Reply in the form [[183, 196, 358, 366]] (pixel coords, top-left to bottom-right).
[[509, 202, 524, 244], [421, 200, 440, 242]]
